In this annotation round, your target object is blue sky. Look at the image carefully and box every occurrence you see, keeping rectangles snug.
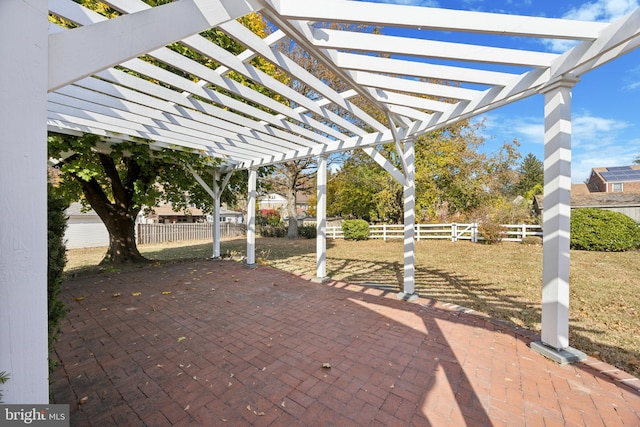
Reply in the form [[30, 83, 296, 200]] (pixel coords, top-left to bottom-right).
[[352, 0, 640, 182]]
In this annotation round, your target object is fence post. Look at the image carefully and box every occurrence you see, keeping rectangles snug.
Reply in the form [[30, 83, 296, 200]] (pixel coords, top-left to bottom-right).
[[472, 223, 478, 243], [522, 224, 527, 240], [451, 223, 457, 242]]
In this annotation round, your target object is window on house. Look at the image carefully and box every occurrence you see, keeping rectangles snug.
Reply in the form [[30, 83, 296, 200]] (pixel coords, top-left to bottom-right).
[[611, 183, 623, 192]]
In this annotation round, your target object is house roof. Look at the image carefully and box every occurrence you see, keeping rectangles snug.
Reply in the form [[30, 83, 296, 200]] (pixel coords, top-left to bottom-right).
[[535, 192, 640, 210], [46, 1, 640, 172]]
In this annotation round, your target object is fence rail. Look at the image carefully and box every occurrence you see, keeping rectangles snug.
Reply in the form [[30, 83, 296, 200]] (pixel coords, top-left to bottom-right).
[[136, 223, 246, 245], [326, 223, 542, 242]]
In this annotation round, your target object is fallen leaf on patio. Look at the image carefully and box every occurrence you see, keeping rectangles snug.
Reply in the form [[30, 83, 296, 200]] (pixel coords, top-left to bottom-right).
[[132, 292, 142, 296], [255, 411, 265, 416], [156, 364, 163, 368], [101, 308, 108, 311], [113, 293, 121, 297], [75, 297, 85, 301], [228, 382, 232, 387], [246, 405, 251, 411], [281, 401, 285, 408], [322, 363, 331, 369], [162, 291, 172, 295], [184, 404, 190, 411], [79, 396, 89, 405], [177, 336, 186, 342]]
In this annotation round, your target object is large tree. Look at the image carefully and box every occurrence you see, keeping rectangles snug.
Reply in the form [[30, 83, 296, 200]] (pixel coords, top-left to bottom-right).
[[48, 134, 240, 264], [327, 120, 521, 223], [514, 153, 544, 198]]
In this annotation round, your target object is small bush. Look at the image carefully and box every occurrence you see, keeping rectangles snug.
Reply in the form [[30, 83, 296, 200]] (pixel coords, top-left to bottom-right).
[[521, 236, 543, 246], [298, 225, 317, 239], [48, 185, 69, 374], [342, 219, 370, 240], [478, 221, 506, 244], [258, 224, 287, 238], [571, 208, 640, 251], [0, 371, 9, 403]]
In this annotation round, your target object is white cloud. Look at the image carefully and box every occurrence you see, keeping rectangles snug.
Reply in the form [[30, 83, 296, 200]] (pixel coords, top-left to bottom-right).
[[563, 0, 639, 22], [479, 111, 635, 182]]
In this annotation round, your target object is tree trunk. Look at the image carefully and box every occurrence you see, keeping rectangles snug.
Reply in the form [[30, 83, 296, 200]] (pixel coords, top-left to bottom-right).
[[286, 186, 298, 239], [101, 209, 148, 264]]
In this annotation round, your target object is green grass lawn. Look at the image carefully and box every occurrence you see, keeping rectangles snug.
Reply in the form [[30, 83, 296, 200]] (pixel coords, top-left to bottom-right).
[[66, 237, 640, 378]]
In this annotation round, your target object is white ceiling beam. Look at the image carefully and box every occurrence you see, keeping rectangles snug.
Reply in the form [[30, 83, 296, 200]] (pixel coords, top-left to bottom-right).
[[49, 0, 259, 91], [172, 35, 368, 137], [312, 29, 558, 68], [352, 71, 481, 102], [54, 81, 315, 153], [92, 68, 335, 147], [550, 8, 640, 79], [47, 104, 263, 161], [274, 0, 607, 40], [218, 20, 389, 133], [49, 88, 307, 157], [124, 52, 350, 142], [334, 52, 516, 87]]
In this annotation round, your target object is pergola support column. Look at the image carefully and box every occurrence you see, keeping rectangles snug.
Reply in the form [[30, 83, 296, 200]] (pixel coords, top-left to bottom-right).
[[0, 0, 50, 403], [212, 171, 233, 259], [246, 168, 258, 267], [397, 137, 418, 302], [312, 155, 330, 282], [531, 75, 586, 364]]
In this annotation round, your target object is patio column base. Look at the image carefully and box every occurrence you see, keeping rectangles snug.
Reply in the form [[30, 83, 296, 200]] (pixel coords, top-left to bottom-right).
[[396, 292, 419, 302], [531, 341, 587, 365], [245, 262, 258, 269], [311, 276, 331, 283]]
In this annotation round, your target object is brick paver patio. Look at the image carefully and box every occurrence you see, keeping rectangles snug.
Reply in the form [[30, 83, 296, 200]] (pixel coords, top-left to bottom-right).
[[50, 259, 640, 426]]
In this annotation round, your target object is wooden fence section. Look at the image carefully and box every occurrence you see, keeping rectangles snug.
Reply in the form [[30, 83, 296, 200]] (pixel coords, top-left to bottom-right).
[[136, 223, 246, 245], [326, 223, 542, 242]]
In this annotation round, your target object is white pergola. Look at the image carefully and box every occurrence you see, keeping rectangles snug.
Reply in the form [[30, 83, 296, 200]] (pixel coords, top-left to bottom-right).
[[2, 0, 639, 403]]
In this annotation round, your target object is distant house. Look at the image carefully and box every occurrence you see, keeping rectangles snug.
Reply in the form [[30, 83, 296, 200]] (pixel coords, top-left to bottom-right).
[[586, 165, 640, 193], [144, 204, 207, 224], [258, 192, 312, 218], [534, 183, 640, 223]]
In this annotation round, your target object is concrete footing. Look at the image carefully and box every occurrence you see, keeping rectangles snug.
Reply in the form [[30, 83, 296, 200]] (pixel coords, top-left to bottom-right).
[[530, 341, 587, 365]]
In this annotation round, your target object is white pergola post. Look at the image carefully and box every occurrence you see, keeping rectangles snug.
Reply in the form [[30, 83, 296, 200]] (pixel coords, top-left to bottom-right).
[[212, 172, 222, 259], [246, 168, 257, 267], [0, 0, 50, 403], [210, 171, 233, 259], [398, 137, 418, 301], [531, 75, 586, 364], [313, 155, 329, 282]]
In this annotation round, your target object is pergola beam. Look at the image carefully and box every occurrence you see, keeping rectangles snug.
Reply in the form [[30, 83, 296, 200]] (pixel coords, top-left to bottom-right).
[[49, 0, 259, 91]]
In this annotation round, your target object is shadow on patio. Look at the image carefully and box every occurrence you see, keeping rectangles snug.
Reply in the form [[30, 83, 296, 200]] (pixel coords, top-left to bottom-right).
[[51, 259, 640, 426]]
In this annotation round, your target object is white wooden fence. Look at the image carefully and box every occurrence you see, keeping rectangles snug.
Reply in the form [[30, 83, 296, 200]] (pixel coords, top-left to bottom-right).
[[136, 223, 246, 245], [136, 222, 541, 244], [326, 223, 542, 242]]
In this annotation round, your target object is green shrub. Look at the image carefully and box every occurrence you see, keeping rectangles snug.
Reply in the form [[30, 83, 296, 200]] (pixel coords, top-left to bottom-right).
[[0, 371, 9, 403], [571, 208, 640, 251], [298, 225, 317, 239], [258, 224, 287, 238], [478, 221, 506, 244], [342, 219, 370, 240], [48, 185, 69, 373]]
